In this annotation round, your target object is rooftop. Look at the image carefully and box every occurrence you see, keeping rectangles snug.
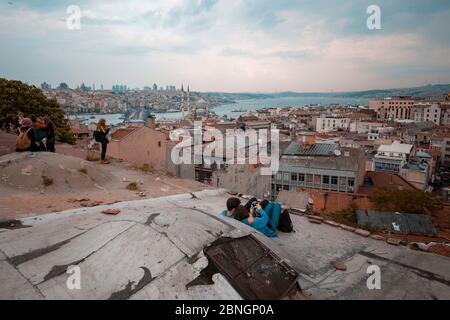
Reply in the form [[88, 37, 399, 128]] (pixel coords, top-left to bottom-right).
[[377, 141, 413, 154], [1, 189, 449, 300]]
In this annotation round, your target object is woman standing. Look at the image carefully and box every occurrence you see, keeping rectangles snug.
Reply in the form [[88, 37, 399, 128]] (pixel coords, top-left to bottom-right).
[[96, 118, 110, 164], [44, 116, 56, 153]]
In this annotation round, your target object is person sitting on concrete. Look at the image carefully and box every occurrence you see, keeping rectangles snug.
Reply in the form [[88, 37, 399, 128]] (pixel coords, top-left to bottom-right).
[[245, 198, 282, 231], [234, 203, 278, 238], [220, 197, 241, 218]]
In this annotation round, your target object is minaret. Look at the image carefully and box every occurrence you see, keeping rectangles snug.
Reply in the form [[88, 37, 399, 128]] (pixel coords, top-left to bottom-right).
[[187, 85, 191, 115], [181, 84, 185, 119]]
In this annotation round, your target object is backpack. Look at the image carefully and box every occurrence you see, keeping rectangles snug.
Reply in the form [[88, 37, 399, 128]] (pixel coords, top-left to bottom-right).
[[277, 209, 294, 233], [93, 130, 102, 142], [16, 128, 32, 150]]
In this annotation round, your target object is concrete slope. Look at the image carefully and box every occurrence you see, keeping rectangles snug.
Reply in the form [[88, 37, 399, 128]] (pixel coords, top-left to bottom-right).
[[0, 189, 449, 300]]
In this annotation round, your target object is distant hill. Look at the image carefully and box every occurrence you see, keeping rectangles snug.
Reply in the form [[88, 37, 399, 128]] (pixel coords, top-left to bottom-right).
[[207, 84, 450, 101]]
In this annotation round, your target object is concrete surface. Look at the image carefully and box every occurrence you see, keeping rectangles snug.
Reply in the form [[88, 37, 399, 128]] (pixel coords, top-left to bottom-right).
[[0, 189, 449, 300]]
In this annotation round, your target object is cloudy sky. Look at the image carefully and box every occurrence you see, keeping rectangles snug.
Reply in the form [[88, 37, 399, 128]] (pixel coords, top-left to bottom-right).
[[1, 0, 449, 92]]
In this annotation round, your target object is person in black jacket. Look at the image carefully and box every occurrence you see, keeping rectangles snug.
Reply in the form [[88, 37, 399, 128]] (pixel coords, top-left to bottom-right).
[[97, 118, 110, 164], [44, 116, 56, 152]]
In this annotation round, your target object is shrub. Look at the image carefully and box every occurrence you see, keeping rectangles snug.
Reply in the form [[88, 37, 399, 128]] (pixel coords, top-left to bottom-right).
[[42, 176, 54, 187], [370, 188, 442, 214], [331, 203, 359, 228], [127, 182, 139, 191]]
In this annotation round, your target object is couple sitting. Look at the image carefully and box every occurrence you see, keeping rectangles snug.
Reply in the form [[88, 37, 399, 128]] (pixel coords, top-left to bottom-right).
[[221, 197, 282, 238]]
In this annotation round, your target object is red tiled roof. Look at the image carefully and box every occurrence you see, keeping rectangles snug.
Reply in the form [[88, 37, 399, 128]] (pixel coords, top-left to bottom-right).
[[111, 128, 138, 140], [358, 172, 417, 196], [70, 128, 89, 135]]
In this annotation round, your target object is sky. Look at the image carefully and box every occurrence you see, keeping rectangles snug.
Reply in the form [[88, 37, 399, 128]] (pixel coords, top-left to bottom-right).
[[0, 0, 449, 92]]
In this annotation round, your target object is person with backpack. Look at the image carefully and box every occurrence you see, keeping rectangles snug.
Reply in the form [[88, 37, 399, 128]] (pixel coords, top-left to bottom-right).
[[95, 118, 110, 164], [44, 116, 56, 153], [16, 118, 38, 152]]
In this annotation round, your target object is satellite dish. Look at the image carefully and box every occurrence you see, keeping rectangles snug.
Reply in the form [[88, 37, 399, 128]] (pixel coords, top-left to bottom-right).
[[334, 150, 342, 156]]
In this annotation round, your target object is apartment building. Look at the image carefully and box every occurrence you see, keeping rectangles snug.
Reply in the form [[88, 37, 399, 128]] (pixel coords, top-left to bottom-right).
[[412, 103, 442, 125], [272, 143, 366, 196], [369, 97, 416, 121], [372, 141, 414, 173], [315, 115, 350, 133]]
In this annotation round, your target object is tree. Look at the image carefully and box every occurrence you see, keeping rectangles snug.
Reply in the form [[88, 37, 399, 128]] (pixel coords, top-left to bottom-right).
[[370, 188, 442, 214], [58, 82, 69, 89], [0, 78, 75, 144]]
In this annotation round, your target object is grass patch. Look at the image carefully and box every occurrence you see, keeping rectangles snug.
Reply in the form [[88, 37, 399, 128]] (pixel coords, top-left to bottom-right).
[[42, 176, 54, 187], [126, 182, 139, 191], [165, 170, 175, 177], [78, 167, 88, 174], [141, 163, 154, 173]]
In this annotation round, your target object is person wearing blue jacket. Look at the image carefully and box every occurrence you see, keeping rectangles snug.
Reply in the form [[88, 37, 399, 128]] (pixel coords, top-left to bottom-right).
[[234, 204, 278, 238]]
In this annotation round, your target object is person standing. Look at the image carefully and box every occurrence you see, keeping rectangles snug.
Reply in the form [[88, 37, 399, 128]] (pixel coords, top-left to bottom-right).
[[44, 116, 56, 153], [96, 118, 110, 164], [34, 117, 47, 151]]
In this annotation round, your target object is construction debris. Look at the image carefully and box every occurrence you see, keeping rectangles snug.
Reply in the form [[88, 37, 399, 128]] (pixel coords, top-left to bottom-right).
[[101, 209, 121, 216]]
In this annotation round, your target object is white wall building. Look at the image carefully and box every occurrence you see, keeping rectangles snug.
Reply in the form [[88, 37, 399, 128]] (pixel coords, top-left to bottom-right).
[[315, 115, 350, 133]]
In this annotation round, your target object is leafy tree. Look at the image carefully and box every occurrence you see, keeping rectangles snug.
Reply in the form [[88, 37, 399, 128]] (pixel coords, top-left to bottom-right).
[[58, 82, 69, 89], [0, 78, 75, 144], [370, 188, 442, 214]]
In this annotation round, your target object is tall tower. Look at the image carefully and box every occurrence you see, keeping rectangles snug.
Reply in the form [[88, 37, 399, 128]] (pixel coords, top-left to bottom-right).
[[181, 84, 185, 118], [187, 85, 191, 115]]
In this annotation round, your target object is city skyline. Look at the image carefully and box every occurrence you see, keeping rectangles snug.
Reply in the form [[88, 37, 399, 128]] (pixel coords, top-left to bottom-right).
[[1, 0, 450, 92]]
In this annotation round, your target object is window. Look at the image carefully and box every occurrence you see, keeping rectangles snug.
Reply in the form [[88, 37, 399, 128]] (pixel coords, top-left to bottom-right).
[[158, 141, 162, 147], [276, 173, 282, 181], [322, 175, 330, 184], [299, 174, 305, 182], [283, 173, 290, 181], [348, 178, 355, 187], [331, 176, 338, 185], [283, 185, 290, 191], [291, 173, 298, 181]]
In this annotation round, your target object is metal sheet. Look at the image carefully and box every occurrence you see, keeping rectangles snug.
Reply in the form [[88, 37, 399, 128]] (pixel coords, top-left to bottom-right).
[[204, 235, 300, 300]]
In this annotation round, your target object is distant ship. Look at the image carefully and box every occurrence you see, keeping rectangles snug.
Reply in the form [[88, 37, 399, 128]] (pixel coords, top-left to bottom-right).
[[231, 108, 246, 113], [166, 109, 179, 113], [90, 116, 96, 119]]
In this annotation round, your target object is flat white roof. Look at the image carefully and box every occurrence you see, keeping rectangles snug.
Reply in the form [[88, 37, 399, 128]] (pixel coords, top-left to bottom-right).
[[378, 141, 413, 154]]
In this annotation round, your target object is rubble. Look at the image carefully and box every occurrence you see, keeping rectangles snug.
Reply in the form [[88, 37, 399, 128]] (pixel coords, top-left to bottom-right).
[[101, 209, 121, 216]]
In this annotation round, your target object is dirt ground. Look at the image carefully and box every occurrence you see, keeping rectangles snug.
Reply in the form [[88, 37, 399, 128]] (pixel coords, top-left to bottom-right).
[[0, 147, 210, 220]]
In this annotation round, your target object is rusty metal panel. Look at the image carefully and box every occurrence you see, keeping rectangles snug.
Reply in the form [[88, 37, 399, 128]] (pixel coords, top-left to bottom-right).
[[204, 235, 300, 300]]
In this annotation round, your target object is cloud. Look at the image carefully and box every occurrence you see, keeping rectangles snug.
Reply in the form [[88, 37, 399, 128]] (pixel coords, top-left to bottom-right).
[[0, 0, 449, 92]]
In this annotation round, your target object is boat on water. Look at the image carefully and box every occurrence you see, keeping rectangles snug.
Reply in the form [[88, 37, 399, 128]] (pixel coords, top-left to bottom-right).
[[90, 116, 96, 119], [231, 108, 246, 113]]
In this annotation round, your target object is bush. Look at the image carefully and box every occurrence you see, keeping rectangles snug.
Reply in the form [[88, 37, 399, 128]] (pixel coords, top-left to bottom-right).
[[331, 203, 359, 228], [370, 188, 442, 214], [42, 176, 54, 187], [127, 182, 139, 191]]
